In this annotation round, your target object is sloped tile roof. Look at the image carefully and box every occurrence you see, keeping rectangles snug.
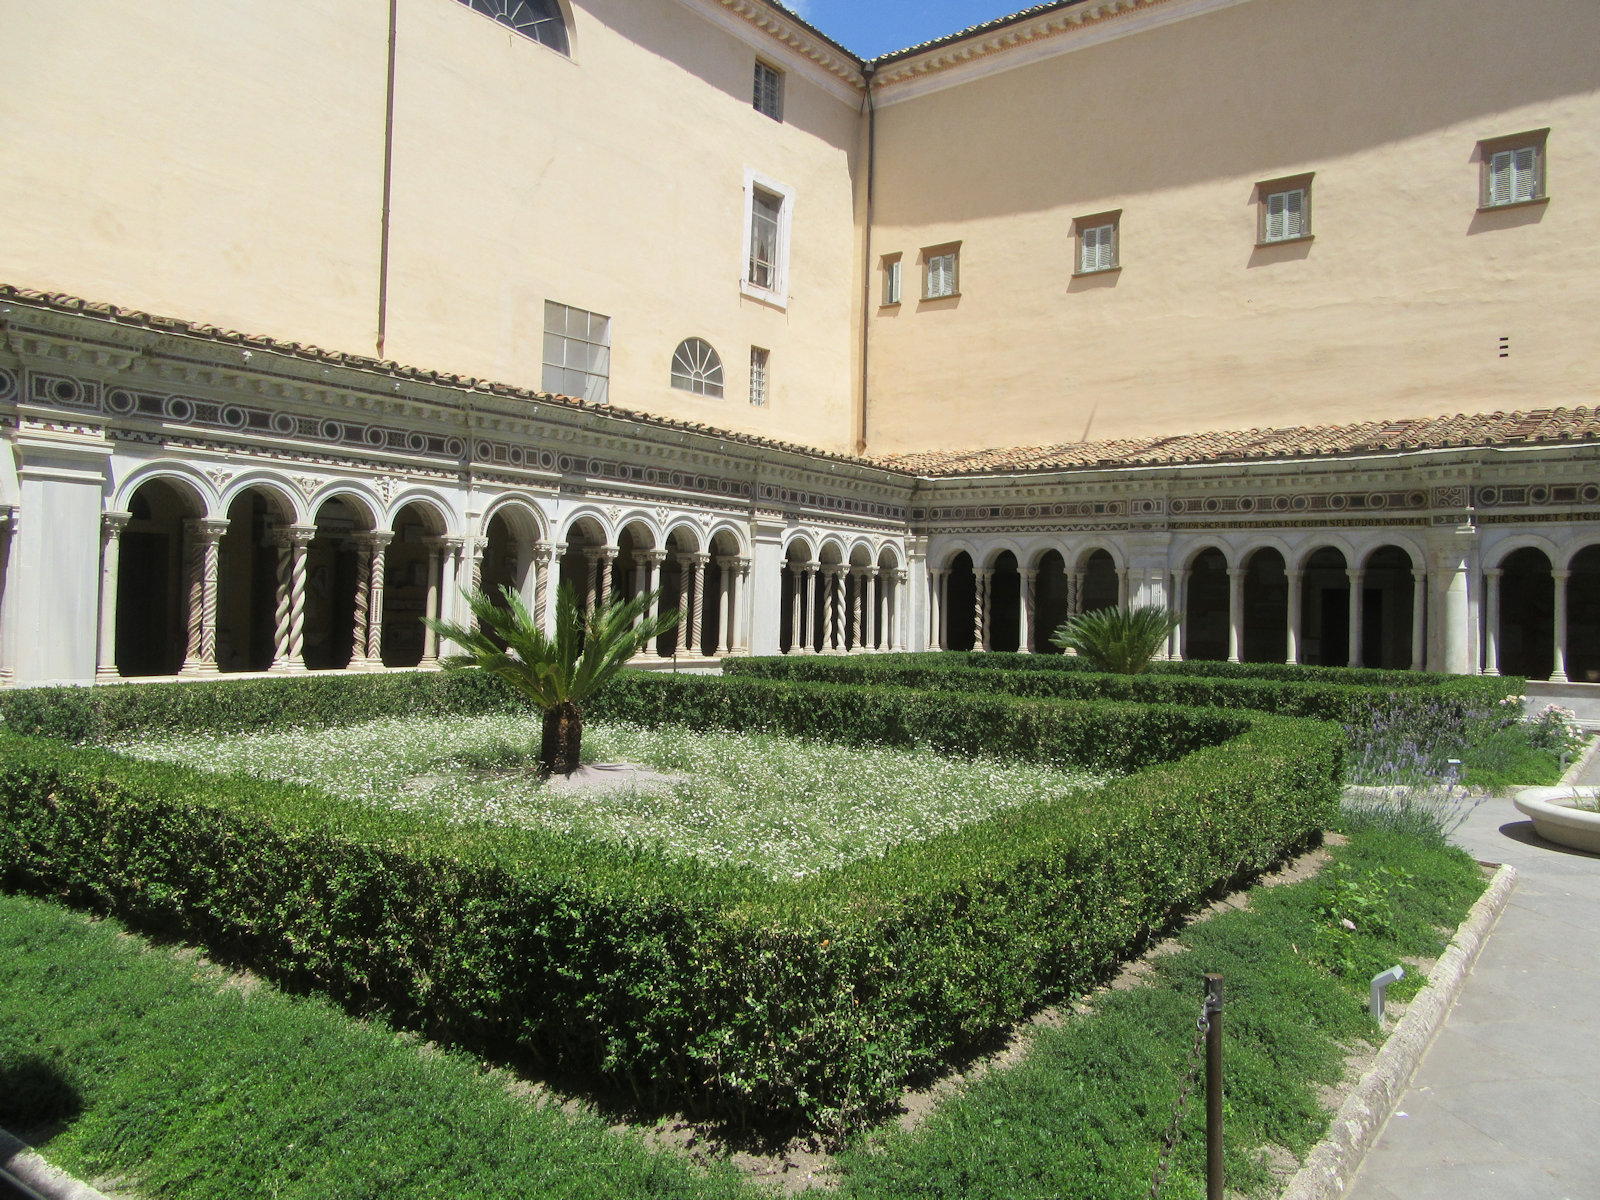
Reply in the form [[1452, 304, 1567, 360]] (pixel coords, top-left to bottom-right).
[[874, 410, 1600, 476]]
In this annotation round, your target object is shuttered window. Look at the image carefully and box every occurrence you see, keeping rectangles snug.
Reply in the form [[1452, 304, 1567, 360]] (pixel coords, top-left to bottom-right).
[[1262, 188, 1308, 243], [753, 61, 784, 121], [1486, 146, 1540, 206], [924, 250, 958, 299], [1079, 222, 1117, 273]]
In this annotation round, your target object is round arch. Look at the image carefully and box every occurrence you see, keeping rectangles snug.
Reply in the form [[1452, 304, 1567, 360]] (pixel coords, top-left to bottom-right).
[[114, 464, 216, 519]]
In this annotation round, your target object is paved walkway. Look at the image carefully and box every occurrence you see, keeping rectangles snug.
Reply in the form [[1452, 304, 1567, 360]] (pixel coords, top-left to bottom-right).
[[1345, 755, 1600, 1199]]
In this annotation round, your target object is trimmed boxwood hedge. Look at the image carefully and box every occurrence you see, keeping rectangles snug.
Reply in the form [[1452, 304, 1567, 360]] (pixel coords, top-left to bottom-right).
[[0, 670, 1340, 1132], [722, 654, 1521, 735]]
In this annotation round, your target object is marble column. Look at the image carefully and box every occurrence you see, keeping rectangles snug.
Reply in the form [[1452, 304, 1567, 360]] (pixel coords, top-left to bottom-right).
[[893, 569, 909, 651], [787, 563, 805, 653], [1552, 569, 1571, 682], [348, 535, 375, 669], [421, 538, 445, 665], [928, 567, 945, 651], [1171, 568, 1189, 661], [826, 566, 845, 653], [1067, 570, 1084, 621], [688, 552, 710, 654], [1226, 566, 1245, 663], [597, 546, 617, 608], [466, 535, 487, 597], [1346, 568, 1365, 668], [1481, 568, 1502, 676], [1116, 567, 1130, 609], [734, 557, 751, 652], [362, 531, 393, 667], [1285, 569, 1304, 665], [801, 562, 820, 652], [639, 550, 667, 657], [271, 524, 316, 671], [96, 511, 132, 681], [1019, 567, 1037, 654], [716, 555, 734, 655], [863, 567, 878, 652], [676, 552, 694, 654], [975, 567, 992, 652], [582, 548, 601, 615], [533, 542, 556, 634], [1410, 569, 1427, 671], [180, 518, 230, 674]]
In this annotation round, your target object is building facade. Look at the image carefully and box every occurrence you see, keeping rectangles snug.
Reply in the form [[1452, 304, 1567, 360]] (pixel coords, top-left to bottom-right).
[[0, 0, 1595, 685]]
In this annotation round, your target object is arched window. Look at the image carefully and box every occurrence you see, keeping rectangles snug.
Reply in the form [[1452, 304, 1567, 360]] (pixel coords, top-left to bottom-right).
[[460, 0, 569, 56], [671, 339, 724, 397]]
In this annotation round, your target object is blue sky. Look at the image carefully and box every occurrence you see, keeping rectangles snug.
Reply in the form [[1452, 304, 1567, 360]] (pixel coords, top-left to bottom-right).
[[783, 1, 1033, 60]]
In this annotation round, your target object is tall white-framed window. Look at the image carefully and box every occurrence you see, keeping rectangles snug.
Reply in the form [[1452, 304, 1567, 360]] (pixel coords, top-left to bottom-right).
[[541, 301, 610, 403], [741, 169, 795, 308], [1479, 130, 1547, 208], [1256, 174, 1313, 245], [1074, 211, 1121, 274], [922, 243, 960, 299], [881, 254, 902, 305], [753, 60, 784, 122], [671, 338, 724, 397], [749, 346, 769, 406]]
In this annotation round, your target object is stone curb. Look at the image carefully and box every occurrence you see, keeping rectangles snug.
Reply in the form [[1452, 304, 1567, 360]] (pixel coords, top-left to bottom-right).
[[1277, 860, 1518, 1200], [0, 1129, 116, 1200], [1559, 731, 1600, 785]]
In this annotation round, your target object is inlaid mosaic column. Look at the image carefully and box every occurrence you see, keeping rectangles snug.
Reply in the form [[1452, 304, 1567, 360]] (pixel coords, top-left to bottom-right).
[[180, 517, 230, 674], [1410, 569, 1427, 671], [534, 543, 557, 635], [849, 567, 865, 653], [362, 530, 393, 668], [675, 552, 694, 655], [271, 524, 315, 671], [598, 546, 618, 608], [688, 552, 710, 654], [96, 510, 132, 682], [348, 535, 375, 669], [1346, 567, 1365, 667], [1226, 566, 1245, 663], [1019, 567, 1036, 654], [975, 568, 992, 652], [583, 548, 601, 615], [1285, 569, 1304, 665], [827, 566, 845, 653], [468, 535, 487, 596]]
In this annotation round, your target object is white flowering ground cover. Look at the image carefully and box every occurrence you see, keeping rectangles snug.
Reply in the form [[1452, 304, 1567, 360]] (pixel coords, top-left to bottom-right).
[[115, 714, 1112, 879]]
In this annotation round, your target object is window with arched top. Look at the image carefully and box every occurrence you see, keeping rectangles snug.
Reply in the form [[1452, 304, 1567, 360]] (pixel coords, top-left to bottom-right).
[[671, 339, 724, 398], [459, 0, 569, 55]]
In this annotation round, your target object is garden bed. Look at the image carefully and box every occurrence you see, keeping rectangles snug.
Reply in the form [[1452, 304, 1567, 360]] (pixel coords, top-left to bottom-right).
[[0, 670, 1341, 1132]]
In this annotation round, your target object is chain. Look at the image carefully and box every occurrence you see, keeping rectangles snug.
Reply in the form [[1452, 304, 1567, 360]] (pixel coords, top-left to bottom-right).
[[1148, 998, 1212, 1200]]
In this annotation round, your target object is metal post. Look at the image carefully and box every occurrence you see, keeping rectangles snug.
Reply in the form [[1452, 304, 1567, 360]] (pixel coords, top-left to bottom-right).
[[1205, 973, 1224, 1200]]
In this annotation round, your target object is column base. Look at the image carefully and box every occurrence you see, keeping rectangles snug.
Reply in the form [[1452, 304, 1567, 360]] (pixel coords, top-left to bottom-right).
[[1483, 666, 1500, 677], [94, 666, 122, 683], [270, 660, 308, 673], [179, 660, 219, 676], [1551, 670, 1570, 683]]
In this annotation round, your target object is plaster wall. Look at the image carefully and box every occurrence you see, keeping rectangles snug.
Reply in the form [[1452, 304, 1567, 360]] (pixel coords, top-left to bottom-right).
[[864, 0, 1600, 454]]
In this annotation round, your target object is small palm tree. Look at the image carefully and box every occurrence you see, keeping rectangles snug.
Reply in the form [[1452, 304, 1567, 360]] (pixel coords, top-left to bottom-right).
[[1049, 604, 1180, 674], [426, 583, 680, 776]]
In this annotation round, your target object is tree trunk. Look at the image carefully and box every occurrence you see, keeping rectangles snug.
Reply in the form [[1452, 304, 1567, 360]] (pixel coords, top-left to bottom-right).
[[540, 701, 583, 776]]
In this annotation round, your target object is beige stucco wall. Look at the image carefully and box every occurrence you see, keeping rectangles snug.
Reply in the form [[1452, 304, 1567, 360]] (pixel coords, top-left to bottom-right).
[[863, 0, 1600, 454], [0, 0, 866, 452]]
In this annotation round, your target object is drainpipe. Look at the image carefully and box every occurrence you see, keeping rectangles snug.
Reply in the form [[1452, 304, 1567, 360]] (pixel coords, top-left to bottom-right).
[[376, 0, 399, 359], [856, 64, 877, 456]]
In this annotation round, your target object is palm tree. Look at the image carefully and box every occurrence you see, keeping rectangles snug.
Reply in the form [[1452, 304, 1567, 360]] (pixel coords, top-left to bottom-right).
[[1049, 604, 1180, 674], [425, 582, 680, 776]]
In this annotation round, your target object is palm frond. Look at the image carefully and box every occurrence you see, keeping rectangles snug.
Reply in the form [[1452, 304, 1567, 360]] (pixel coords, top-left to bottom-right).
[[1049, 605, 1180, 674]]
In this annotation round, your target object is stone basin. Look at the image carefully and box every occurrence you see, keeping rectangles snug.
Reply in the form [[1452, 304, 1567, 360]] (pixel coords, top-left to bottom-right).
[[1512, 786, 1600, 855]]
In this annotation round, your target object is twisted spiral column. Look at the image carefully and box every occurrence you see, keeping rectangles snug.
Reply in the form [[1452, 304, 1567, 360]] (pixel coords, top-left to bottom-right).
[[180, 518, 229, 674]]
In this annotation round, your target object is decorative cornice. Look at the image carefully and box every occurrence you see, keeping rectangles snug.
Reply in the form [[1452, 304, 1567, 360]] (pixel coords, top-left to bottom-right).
[[674, 0, 866, 103]]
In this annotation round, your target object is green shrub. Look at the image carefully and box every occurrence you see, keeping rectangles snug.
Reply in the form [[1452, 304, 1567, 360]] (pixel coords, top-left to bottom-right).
[[1048, 605, 1180, 674], [0, 670, 1339, 1133]]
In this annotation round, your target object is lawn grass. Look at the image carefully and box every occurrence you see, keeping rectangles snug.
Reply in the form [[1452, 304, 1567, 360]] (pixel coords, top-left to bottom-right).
[[114, 715, 1109, 879], [0, 890, 755, 1200], [1458, 726, 1583, 790], [1, 825, 1486, 1200]]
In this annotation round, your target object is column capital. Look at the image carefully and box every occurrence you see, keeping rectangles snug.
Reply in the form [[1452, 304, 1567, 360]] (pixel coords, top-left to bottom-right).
[[533, 541, 557, 564], [1019, 567, 1037, 581], [895, 569, 908, 584], [1285, 568, 1304, 581], [975, 567, 994, 580], [276, 523, 317, 549], [804, 560, 821, 573], [716, 553, 741, 568], [439, 535, 466, 554], [1554, 569, 1572, 582], [102, 509, 133, 536], [184, 516, 231, 543], [1411, 567, 1427, 582], [864, 565, 881, 579], [1345, 567, 1365, 582], [1227, 566, 1247, 579], [369, 529, 395, 548], [472, 535, 491, 554], [639, 549, 668, 566], [1484, 566, 1504, 579], [681, 551, 711, 567], [787, 560, 806, 575]]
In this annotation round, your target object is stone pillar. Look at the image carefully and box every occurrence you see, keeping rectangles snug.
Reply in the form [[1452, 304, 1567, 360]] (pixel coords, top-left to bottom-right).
[[1346, 568, 1365, 668], [928, 567, 945, 651], [271, 524, 316, 671], [1067, 570, 1084, 621], [688, 552, 710, 654], [802, 562, 820, 652], [824, 565, 844, 653], [639, 550, 666, 658], [1482, 568, 1502, 676], [349, 535, 375, 669], [1171, 568, 1189, 661], [96, 510, 132, 681], [894, 569, 909, 651], [1285, 569, 1304, 665], [514, 539, 535, 611], [0, 509, 13, 684], [734, 557, 751, 652], [466, 535, 487, 597], [1410, 569, 1427, 671], [363, 531, 393, 667], [716, 556, 734, 655], [598, 546, 617, 608], [864, 568, 878, 652], [1116, 567, 1130, 609], [582, 548, 601, 616], [533, 542, 556, 634], [975, 568, 992, 652], [675, 552, 694, 653], [422, 538, 445, 665], [1019, 567, 1037, 654], [1226, 566, 1245, 663], [180, 517, 230, 674], [787, 563, 804, 653], [1552, 569, 1571, 682], [1430, 525, 1478, 675]]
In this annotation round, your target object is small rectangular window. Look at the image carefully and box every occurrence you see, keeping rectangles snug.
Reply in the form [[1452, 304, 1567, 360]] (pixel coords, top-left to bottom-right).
[[753, 60, 784, 122], [1074, 212, 1120, 274], [881, 255, 902, 305], [922, 244, 959, 299], [748, 189, 782, 290], [1479, 131, 1547, 208], [1256, 175, 1313, 245], [541, 301, 610, 404], [749, 346, 769, 406]]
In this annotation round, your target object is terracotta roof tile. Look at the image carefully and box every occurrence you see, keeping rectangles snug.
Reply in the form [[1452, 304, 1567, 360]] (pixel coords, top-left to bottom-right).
[[872, 410, 1600, 475]]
